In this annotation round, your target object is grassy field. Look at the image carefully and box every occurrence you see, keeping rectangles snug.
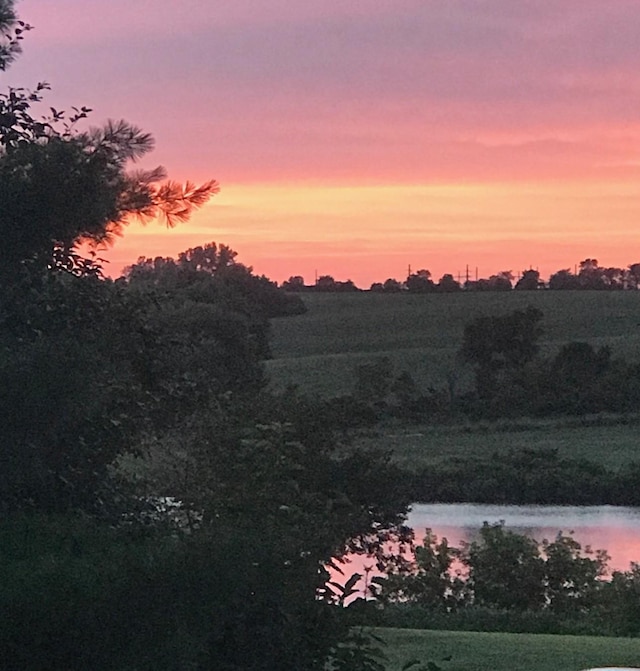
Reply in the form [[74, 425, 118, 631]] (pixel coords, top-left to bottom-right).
[[267, 290, 640, 470], [353, 415, 640, 471], [379, 627, 640, 671], [267, 290, 640, 398]]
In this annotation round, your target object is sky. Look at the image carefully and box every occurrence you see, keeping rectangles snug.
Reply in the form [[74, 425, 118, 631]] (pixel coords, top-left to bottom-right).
[[4, 0, 640, 286]]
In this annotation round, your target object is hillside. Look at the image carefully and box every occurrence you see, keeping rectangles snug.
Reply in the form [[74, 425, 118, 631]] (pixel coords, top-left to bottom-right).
[[267, 290, 640, 398]]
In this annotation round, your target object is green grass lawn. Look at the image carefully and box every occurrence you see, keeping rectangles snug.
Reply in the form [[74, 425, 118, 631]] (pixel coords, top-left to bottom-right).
[[378, 627, 640, 671], [267, 291, 640, 398]]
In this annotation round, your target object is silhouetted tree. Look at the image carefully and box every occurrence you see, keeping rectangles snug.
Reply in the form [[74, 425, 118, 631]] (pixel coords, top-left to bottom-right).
[[548, 269, 580, 290], [602, 266, 625, 290], [543, 533, 608, 614], [0, 14, 220, 509], [405, 269, 435, 293], [0, 4, 217, 279], [462, 523, 546, 611], [380, 529, 465, 610], [382, 278, 403, 292], [465, 278, 493, 292], [316, 275, 337, 291], [0, 0, 29, 70], [177, 242, 236, 273], [0, 14, 409, 671], [335, 279, 359, 292], [515, 269, 542, 291], [436, 273, 461, 292], [553, 342, 612, 386], [282, 275, 306, 291], [383, 523, 607, 618], [125, 243, 306, 358], [628, 263, 640, 289], [126, 243, 242, 290], [353, 357, 394, 406], [487, 270, 513, 291], [577, 258, 606, 290], [0, 109, 217, 277], [460, 306, 543, 399]]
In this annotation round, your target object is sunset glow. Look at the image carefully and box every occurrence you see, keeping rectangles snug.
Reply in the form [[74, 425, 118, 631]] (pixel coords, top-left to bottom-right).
[[6, 1, 640, 285], [107, 179, 640, 286]]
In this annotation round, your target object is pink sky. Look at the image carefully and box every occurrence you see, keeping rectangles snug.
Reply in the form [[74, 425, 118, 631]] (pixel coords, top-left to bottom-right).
[[5, 1, 640, 286]]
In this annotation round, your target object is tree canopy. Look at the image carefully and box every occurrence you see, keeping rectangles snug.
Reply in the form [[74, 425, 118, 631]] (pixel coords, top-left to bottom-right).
[[0, 0, 29, 71], [0, 100, 218, 276]]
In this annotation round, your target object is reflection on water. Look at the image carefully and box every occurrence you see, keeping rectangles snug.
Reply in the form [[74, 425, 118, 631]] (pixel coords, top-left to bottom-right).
[[333, 504, 640, 602], [157, 499, 640, 600], [407, 503, 640, 572]]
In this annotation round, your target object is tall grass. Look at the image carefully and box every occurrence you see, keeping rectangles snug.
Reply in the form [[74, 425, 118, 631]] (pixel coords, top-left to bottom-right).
[[354, 416, 640, 471]]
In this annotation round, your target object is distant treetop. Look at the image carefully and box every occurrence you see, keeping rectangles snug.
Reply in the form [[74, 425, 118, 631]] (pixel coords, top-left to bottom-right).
[[289, 258, 640, 293]]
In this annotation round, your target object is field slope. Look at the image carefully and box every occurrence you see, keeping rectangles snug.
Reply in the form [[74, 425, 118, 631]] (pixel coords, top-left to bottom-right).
[[268, 290, 640, 397], [267, 290, 640, 469]]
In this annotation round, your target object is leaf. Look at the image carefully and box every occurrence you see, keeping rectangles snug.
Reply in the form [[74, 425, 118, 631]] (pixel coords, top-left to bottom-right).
[[343, 572, 362, 593], [326, 558, 345, 575]]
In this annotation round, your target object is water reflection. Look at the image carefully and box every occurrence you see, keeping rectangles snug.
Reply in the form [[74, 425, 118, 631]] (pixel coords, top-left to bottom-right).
[[333, 504, 640, 602], [407, 503, 640, 572]]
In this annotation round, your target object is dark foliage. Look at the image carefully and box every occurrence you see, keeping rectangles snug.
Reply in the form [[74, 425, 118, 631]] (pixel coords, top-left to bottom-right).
[[0, 0, 29, 71], [0, 260, 271, 514], [454, 306, 640, 419], [463, 523, 546, 611], [125, 245, 306, 359], [0, 106, 217, 278], [514, 269, 541, 290], [362, 524, 640, 638], [409, 448, 621, 505], [405, 270, 435, 293], [461, 305, 543, 374]]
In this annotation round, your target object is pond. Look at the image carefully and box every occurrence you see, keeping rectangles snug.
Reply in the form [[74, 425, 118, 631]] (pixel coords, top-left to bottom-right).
[[336, 503, 640, 598], [407, 503, 640, 572]]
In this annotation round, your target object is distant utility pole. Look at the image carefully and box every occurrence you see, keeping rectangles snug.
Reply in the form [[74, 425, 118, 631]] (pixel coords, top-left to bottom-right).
[[407, 263, 411, 278], [314, 269, 318, 285]]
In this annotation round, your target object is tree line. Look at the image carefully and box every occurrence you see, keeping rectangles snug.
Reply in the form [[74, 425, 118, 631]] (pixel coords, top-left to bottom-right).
[[282, 258, 640, 293], [327, 304, 640, 428], [350, 522, 640, 638]]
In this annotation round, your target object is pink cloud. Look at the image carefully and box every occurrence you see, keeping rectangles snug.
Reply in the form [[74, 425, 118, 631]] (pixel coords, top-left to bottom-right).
[[6, 0, 640, 185]]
